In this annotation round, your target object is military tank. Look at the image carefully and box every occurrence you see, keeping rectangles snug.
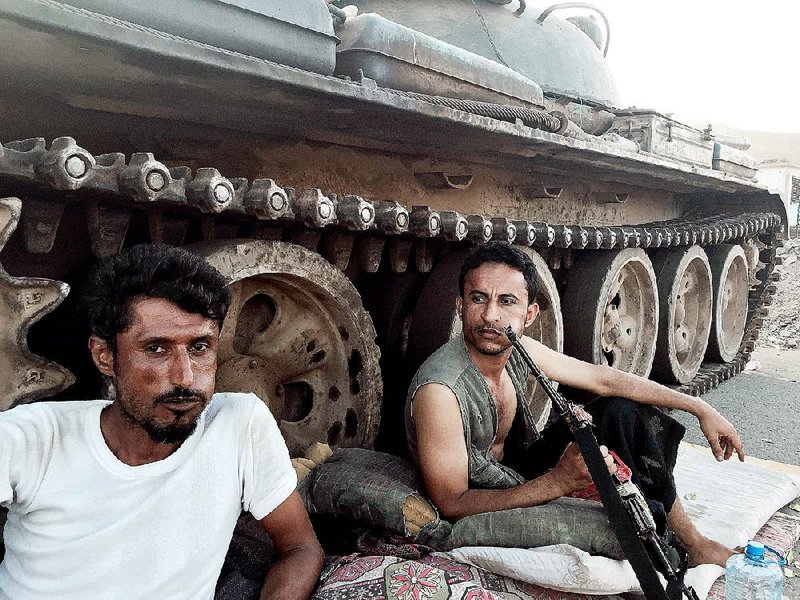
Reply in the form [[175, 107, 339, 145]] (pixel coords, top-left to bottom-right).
[[0, 0, 787, 457]]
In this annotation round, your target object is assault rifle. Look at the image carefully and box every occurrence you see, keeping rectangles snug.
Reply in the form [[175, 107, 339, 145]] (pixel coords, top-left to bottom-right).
[[504, 326, 699, 600]]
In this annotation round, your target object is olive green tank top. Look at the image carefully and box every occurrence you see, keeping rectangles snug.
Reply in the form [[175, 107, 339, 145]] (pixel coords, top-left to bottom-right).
[[405, 334, 542, 489]]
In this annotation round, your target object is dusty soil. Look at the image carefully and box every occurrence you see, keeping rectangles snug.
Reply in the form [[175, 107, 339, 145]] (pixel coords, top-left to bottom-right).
[[759, 237, 800, 351]]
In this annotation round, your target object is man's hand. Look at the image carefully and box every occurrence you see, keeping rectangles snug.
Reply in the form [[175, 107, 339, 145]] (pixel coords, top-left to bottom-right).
[[521, 337, 747, 463], [698, 405, 745, 462], [549, 443, 617, 496]]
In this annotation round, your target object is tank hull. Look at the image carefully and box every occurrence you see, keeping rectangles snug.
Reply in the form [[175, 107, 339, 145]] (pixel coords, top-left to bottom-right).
[[0, 0, 787, 460]]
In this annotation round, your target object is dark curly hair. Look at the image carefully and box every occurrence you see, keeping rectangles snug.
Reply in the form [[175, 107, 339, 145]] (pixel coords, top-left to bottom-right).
[[84, 244, 231, 348], [458, 242, 539, 305]]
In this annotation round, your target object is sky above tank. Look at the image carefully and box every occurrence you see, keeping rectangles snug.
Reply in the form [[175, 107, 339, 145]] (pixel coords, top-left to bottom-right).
[[571, 0, 798, 134]]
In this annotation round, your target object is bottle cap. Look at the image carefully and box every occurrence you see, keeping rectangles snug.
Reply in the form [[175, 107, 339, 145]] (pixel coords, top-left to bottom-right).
[[745, 541, 765, 560]]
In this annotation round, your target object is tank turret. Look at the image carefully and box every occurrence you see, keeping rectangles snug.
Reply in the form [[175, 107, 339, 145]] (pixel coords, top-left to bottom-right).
[[335, 0, 620, 107]]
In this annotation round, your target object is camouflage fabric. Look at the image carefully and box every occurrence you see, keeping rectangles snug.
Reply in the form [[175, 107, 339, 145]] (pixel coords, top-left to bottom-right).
[[301, 448, 628, 559]]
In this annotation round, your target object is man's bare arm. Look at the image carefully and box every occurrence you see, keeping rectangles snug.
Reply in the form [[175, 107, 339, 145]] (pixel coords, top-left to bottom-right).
[[522, 336, 745, 462], [258, 491, 324, 600], [413, 383, 614, 520]]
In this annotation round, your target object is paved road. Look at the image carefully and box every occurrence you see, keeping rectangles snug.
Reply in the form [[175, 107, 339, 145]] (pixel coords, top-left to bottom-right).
[[672, 348, 800, 596], [673, 370, 800, 466]]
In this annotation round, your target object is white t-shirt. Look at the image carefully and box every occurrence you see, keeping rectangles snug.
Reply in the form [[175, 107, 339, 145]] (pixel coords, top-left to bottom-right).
[[0, 392, 296, 600]]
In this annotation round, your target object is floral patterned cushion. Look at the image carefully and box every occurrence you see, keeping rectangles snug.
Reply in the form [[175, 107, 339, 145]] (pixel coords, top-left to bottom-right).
[[312, 553, 626, 600]]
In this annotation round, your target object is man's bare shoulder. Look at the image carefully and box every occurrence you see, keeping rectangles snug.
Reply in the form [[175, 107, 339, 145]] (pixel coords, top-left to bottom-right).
[[411, 381, 459, 410], [412, 383, 466, 450], [410, 383, 467, 437], [515, 334, 550, 369]]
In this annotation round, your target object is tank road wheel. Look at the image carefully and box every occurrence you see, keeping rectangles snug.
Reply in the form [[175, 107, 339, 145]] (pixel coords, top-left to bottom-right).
[[562, 249, 658, 376], [513, 247, 563, 428], [407, 247, 563, 431], [0, 198, 74, 409], [195, 240, 382, 457], [651, 246, 713, 384], [706, 244, 749, 363]]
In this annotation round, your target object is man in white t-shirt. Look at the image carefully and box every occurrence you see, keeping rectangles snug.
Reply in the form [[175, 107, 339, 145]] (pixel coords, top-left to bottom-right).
[[0, 244, 324, 600]]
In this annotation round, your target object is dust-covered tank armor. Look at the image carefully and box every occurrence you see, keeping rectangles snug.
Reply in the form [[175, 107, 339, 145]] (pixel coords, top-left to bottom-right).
[[0, 0, 786, 458]]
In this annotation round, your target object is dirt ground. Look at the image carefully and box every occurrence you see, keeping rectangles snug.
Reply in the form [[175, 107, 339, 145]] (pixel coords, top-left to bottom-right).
[[744, 236, 800, 382], [759, 237, 800, 352], [748, 346, 800, 381]]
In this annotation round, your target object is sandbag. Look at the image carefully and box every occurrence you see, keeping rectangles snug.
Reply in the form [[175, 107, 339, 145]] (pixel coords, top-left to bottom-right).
[[302, 447, 452, 547], [445, 497, 624, 559]]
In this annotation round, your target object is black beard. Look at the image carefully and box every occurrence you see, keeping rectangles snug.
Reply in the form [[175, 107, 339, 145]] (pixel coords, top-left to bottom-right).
[[139, 418, 199, 445], [116, 385, 208, 445]]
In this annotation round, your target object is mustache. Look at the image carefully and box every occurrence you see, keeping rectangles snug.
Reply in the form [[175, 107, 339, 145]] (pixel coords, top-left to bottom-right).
[[154, 387, 208, 404], [476, 325, 504, 335]]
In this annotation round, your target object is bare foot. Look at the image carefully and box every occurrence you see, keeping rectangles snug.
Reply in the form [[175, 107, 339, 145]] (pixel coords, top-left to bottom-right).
[[667, 499, 740, 567], [667, 499, 738, 567], [686, 536, 737, 567]]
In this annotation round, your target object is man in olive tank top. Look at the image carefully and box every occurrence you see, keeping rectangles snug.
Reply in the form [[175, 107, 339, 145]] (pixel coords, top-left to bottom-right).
[[405, 242, 744, 567]]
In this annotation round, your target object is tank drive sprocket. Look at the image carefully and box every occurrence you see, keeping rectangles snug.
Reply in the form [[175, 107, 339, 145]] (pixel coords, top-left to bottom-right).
[[0, 197, 74, 409]]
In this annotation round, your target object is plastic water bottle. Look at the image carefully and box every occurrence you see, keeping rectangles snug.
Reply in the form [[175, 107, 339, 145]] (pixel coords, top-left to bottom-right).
[[725, 541, 784, 599]]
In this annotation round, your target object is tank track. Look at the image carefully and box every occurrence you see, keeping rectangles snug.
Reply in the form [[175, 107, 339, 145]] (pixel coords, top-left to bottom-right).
[[0, 137, 783, 398], [678, 229, 781, 396]]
